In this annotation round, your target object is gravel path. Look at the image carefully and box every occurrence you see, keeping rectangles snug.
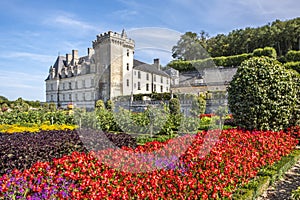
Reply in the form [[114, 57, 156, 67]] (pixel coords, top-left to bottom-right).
[[256, 154, 300, 200]]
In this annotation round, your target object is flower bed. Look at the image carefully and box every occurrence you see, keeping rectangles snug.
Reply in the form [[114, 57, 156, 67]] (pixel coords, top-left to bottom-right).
[[0, 128, 298, 199], [0, 124, 76, 134]]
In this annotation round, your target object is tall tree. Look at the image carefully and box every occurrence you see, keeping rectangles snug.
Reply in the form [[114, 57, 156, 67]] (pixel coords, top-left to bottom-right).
[[172, 31, 210, 60]]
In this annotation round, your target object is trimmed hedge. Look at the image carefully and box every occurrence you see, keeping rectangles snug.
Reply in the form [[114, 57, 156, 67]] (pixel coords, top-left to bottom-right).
[[253, 47, 277, 59], [284, 61, 300, 74], [286, 50, 300, 62]]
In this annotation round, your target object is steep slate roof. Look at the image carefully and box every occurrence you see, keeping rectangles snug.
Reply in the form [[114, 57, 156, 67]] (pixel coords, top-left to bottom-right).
[[45, 56, 66, 80], [133, 59, 170, 77]]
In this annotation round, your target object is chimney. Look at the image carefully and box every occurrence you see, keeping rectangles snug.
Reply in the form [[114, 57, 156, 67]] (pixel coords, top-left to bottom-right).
[[87, 48, 94, 57], [66, 54, 72, 65], [72, 50, 78, 65], [154, 58, 160, 70]]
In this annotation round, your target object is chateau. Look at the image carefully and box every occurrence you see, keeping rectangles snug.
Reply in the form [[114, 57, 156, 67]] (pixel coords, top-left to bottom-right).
[[45, 30, 173, 109]]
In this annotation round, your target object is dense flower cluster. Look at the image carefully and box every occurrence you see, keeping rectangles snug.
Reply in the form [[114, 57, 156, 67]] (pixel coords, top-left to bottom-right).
[[0, 124, 76, 134], [0, 128, 298, 199]]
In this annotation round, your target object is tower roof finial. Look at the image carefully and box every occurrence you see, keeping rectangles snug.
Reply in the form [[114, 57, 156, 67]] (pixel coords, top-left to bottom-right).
[[121, 29, 127, 38]]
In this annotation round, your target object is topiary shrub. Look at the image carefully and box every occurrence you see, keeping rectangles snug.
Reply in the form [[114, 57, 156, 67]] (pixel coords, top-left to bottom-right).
[[286, 50, 300, 62], [169, 98, 181, 115], [228, 56, 298, 131]]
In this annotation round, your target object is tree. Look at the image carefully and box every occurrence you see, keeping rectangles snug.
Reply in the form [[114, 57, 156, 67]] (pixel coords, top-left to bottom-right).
[[190, 96, 206, 117], [169, 98, 181, 115], [172, 31, 210, 60], [228, 56, 298, 131]]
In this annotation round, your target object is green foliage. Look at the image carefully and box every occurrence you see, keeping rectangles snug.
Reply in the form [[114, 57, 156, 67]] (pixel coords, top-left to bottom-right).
[[253, 47, 277, 58], [228, 56, 298, 131], [172, 31, 210, 60], [284, 61, 300, 74], [190, 96, 206, 117], [292, 187, 300, 200], [169, 98, 181, 115], [168, 53, 252, 71], [105, 99, 114, 111], [286, 50, 300, 62], [95, 99, 105, 110]]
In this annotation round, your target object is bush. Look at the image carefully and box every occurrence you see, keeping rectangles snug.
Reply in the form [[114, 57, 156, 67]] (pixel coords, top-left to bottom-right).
[[190, 96, 206, 117], [228, 56, 298, 131], [286, 50, 300, 62], [169, 98, 181, 115], [284, 61, 300, 74], [253, 47, 277, 58]]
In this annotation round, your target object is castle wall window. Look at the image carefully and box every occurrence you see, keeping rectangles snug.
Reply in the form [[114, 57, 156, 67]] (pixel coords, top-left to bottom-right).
[[146, 73, 149, 80], [69, 94, 72, 101], [138, 82, 141, 90], [161, 85, 163, 92], [138, 71, 141, 79], [50, 95, 53, 101], [63, 94, 65, 101], [127, 49, 129, 56], [146, 83, 149, 91], [166, 87, 169, 92], [126, 79, 129, 87], [126, 63, 129, 71], [69, 82, 72, 90]]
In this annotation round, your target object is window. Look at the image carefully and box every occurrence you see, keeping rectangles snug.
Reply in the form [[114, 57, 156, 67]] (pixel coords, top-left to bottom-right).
[[83, 93, 85, 100], [153, 75, 156, 82], [161, 85, 163, 92], [127, 49, 129, 56], [91, 79, 94, 86], [161, 77, 163, 83], [50, 84, 53, 91], [153, 84, 156, 92], [82, 80, 85, 88], [166, 87, 169, 92], [134, 71, 136, 76], [146, 83, 149, 91], [134, 83, 136, 89], [50, 95, 53, 101], [138, 82, 141, 90], [69, 94, 72, 101], [63, 94, 65, 101], [126, 63, 129, 71], [146, 73, 149, 80], [63, 83, 65, 90], [127, 79, 129, 87], [75, 81, 78, 89], [69, 82, 72, 90], [75, 94, 78, 101], [138, 71, 141, 79]]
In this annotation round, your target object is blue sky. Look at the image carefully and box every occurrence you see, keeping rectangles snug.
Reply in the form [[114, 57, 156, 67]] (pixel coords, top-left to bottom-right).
[[0, 0, 299, 101]]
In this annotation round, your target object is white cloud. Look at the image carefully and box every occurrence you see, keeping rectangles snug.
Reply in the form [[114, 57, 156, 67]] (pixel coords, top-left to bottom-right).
[[43, 12, 99, 33], [127, 27, 181, 51], [0, 52, 55, 64]]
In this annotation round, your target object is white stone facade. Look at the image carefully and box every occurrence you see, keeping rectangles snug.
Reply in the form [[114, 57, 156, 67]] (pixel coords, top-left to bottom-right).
[[45, 30, 171, 109]]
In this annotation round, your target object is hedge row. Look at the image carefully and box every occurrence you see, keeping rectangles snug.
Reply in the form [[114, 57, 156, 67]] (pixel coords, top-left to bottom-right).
[[232, 149, 300, 200], [284, 61, 300, 73]]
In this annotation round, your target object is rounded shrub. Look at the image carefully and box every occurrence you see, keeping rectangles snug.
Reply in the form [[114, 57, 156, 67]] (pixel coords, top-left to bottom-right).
[[228, 56, 298, 131], [169, 98, 181, 115]]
